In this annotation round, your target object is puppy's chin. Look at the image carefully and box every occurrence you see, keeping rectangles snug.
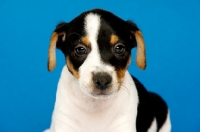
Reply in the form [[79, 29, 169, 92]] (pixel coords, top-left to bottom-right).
[[90, 91, 117, 99], [80, 86, 119, 99]]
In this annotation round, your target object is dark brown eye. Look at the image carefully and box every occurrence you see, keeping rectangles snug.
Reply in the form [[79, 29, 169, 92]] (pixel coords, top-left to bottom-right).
[[75, 46, 87, 55], [114, 44, 125, 54]]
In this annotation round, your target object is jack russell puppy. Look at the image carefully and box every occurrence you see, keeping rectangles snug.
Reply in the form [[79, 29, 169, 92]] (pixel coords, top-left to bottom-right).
[[45, 9, 171, 132]]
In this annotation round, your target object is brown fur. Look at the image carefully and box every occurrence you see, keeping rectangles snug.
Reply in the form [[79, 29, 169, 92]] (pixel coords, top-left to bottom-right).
[[81, 36, 91, 46], [110, 35, 119, 45], [48, 32, 66, 71], [116, 56, 131, 87], [66, 57, 80, 79], [131, 31, 146, 70]]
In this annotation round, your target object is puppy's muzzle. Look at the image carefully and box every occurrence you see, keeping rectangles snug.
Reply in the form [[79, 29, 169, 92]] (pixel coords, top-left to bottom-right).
[[93, 72, 112, 90]]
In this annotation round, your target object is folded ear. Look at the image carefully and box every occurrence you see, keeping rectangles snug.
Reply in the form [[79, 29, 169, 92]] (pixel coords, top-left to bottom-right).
[[127, 21, 146, 70], [48, 22, 68, 72]]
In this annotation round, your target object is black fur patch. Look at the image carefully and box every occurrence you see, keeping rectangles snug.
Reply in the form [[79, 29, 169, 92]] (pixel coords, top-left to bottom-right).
[[55, 13, 87, 71], [132, 76, 168, 131], [97, 11, 132, 70]]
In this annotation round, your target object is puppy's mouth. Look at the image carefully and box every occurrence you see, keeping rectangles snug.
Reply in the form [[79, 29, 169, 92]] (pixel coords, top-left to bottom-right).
[[89, 88, 118, 99]]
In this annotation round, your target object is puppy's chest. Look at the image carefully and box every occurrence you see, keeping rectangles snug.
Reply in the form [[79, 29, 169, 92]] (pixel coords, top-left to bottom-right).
[[66, 106, 131, 132], [76, 111, 115, 132], [60, 95, 134, 132]]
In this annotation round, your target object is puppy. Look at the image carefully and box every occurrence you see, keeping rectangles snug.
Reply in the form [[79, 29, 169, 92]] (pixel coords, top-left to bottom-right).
[[45, 9, 171, 132]]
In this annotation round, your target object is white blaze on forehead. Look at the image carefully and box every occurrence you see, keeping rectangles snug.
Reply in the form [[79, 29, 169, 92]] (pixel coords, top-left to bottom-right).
[[84, 13, 100, 52], [83, 13, 114, 72], [84, 13, 101, 65]]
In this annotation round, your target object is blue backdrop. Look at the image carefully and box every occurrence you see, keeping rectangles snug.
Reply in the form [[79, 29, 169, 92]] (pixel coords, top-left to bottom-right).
[[0, 0, 199, 131]]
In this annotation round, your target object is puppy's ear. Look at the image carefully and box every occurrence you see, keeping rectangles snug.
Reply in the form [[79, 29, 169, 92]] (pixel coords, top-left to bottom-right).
[[127, 21, 146, 70], [48, 22, 68, 72]]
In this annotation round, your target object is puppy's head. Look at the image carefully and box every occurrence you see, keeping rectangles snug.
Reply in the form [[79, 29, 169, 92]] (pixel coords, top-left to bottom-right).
[[47, 9, 146, 98]]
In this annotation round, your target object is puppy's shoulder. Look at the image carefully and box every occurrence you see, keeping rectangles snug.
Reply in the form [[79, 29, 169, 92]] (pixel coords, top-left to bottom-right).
[[130, 75, 169, 131], [130, 75, 149, 97]]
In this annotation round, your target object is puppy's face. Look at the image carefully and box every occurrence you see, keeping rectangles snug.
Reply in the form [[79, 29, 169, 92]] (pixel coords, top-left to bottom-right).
[[48, 9, 146, 99]]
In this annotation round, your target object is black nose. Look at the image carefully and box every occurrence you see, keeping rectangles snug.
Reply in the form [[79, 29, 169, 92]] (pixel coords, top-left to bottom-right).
[[93, 73, 112, 90]]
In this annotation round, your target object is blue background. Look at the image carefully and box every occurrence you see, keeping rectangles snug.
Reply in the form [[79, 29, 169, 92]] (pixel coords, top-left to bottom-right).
[[0, 0, 200, 131]]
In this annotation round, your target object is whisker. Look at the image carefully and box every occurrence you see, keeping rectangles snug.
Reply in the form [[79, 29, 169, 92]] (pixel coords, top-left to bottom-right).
[[118, 81, 130, 96]]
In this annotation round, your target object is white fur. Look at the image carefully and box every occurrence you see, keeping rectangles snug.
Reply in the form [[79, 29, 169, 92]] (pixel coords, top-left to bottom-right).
[[147, 112, 171, 132], [147, 118, 157, 132], [47, 66, 138, 132], [159, 112, 171, 132]]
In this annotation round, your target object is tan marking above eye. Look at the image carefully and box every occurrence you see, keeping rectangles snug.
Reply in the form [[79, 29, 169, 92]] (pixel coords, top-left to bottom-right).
[[81, 36, 90, 46], [110, 35, 119, 45]]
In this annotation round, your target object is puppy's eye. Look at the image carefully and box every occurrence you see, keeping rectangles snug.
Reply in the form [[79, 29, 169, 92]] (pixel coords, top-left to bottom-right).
[[114, 44, 125, 54], [75, 46, 87, 55]]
